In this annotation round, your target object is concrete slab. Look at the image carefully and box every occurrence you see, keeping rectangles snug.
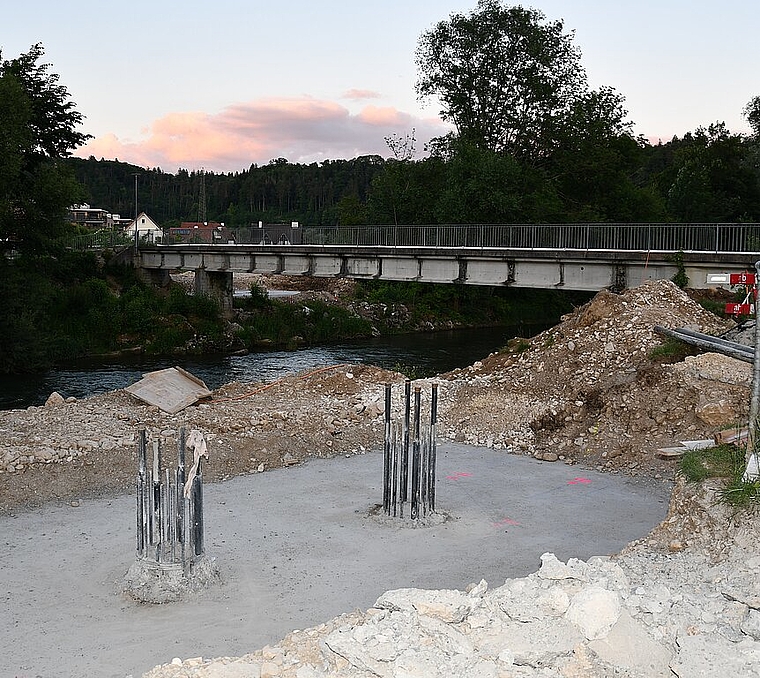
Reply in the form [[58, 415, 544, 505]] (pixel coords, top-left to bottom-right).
[[0, 443, 671, 678]]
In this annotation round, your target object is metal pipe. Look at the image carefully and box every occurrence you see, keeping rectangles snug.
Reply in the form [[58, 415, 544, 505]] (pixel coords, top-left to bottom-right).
[[411, 387, 421, 520], [653, 325, 754, 363]]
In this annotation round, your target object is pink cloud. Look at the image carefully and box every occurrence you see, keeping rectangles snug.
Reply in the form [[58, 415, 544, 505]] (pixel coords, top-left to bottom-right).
[[342, 89, 382, 100], [77, 97, 449, 172]]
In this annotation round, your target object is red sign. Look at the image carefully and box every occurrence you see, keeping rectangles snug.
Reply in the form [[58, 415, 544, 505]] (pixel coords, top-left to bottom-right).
[[725, 303, 755, 315], [730, 272, 756, 285]]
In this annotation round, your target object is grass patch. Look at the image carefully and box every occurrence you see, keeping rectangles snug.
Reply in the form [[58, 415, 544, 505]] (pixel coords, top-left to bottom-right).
[[680, 443, 760, 508], [649, 338, 697, 364], [718, 475, 760, 507], [679, 443, 739, 482]]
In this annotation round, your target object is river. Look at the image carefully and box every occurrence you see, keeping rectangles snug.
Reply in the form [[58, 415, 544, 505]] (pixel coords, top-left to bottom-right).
[[0, 325, 548, 410]]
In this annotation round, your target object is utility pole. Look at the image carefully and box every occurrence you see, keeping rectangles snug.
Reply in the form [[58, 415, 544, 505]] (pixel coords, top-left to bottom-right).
[[133, 173, 140, 255]]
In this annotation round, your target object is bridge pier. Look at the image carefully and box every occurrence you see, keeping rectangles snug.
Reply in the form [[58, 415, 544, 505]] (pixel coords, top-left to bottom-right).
[[195, 269, 234, 317], [137, 267, 171, 288]]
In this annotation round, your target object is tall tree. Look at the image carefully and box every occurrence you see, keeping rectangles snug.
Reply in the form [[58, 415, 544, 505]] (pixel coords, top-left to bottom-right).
[[0, 44, 90, 252], [415, 1, 630, 162], [744, 95, 760, 138]]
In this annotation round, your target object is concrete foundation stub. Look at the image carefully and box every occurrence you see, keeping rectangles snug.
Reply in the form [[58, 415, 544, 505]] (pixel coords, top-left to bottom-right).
[[194, 269, 234, 317], [123, 555, 221, 603]]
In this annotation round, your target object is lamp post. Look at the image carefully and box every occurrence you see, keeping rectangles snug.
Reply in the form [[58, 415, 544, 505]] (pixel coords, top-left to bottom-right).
[[133, 173, 140, 255]]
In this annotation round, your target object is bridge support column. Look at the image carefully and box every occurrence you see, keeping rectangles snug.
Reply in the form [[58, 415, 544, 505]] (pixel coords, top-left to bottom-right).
[[195, 269, 234, 318], [137, 267, 171, 288]]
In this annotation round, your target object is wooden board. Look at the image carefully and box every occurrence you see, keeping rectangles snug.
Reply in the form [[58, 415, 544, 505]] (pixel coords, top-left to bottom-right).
[[125, 367, 212, 414]]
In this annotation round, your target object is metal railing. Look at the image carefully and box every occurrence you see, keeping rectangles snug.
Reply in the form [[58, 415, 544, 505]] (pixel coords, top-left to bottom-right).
[[64, 229, 135, 251], [298, 223, 760, 254]]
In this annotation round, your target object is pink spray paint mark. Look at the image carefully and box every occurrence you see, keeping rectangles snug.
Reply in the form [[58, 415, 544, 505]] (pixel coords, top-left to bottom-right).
[[493, 517, 521, 527], [567, 477, 592, 485], [446, 472, 473, 481]]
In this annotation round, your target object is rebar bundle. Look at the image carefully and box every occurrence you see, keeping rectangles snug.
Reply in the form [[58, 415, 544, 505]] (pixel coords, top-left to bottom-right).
[[136, 427, 205, 571], [382, 381, 438, 519]]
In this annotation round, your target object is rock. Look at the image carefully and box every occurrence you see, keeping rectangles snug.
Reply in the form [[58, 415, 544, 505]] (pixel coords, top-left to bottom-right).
[[566, 586, 622, 640], [44, 391, 65, 407], [695, 399, 736, 426], [588, 610, 672, 676]]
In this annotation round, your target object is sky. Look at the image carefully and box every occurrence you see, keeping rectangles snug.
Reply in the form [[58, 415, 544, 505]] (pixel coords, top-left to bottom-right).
[[3, 0, 757, 174]]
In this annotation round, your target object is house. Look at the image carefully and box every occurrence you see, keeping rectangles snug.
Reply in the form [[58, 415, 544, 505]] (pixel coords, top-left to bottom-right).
[[68, 203, 131, 231], [167, 221, 234, 244], [124, 212, 163, 243]]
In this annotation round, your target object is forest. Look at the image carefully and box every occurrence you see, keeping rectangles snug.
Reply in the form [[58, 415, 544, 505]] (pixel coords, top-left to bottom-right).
[[68, 120, 760, 231]]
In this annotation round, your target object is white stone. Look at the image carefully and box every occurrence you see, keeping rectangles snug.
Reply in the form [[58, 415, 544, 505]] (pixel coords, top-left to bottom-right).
[[566, 586, 621, 640]]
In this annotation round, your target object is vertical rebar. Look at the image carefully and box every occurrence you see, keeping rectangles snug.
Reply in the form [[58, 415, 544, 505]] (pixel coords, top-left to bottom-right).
[[430, 383, 438, 512], [137, 430, 147, 556], [383, 384, 392, 514], [193, 457, 204, 558], [401, 380, 411, 505], [748, 260, 760, 476], [177, 428, 186, 561], [411, 386, 421, 520], [152, 440, 161, 552]]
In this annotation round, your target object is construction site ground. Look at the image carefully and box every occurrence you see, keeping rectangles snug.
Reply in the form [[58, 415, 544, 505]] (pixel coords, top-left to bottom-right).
[[1, 277, 756, 677]]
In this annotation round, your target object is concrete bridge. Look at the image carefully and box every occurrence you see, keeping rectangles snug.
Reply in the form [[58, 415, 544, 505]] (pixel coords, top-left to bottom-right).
[[135, 232, 760, 314]]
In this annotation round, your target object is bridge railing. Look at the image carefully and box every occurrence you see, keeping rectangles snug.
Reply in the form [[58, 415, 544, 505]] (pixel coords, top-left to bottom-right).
[[298, 223, 760, 253]]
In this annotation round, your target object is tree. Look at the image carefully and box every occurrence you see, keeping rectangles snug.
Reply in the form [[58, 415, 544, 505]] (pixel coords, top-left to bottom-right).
[[744, 96, 760, 138], [0, 44, 90, 252], [664, 123, 760, 222], [415, 1, 631, 162]]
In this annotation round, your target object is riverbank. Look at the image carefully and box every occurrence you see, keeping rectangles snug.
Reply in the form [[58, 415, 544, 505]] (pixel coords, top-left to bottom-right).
[[3, 278, 760, 676]]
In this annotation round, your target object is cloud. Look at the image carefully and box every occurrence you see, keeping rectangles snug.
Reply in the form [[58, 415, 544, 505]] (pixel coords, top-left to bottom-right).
[[76, 97, 449, 173], [342, 89, 382, 100]]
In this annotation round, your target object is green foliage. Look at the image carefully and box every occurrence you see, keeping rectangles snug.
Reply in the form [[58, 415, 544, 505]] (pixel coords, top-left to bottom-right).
[[0, 44, 90, 254], [235, 282, 271, 311], [679, 443, 760, 509], [237, 299, 372, 348], [668, 250, 689, 289], [718, 475, 760, 507], [648, 338, 695, 363], [415, 1, 630, 161], [661, 124, 760, 223], [680, 444, 739, 483], [390, 362, 430, 380]]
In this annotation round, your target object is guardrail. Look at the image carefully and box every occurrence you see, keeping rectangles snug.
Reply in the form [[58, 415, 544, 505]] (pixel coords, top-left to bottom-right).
[[69, 223, 760, 255], [297, 223, 760, 253]]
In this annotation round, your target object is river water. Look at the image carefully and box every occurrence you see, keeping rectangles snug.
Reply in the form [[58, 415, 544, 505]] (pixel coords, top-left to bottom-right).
[[0, 325, 548, 410]]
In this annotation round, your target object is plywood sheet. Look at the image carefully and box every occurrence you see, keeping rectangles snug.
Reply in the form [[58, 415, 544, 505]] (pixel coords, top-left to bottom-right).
[[125, 367, 212, 414]]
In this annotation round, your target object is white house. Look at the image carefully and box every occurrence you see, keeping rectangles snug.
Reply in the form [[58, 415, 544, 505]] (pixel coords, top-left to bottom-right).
[[124, 212, 163, 243]]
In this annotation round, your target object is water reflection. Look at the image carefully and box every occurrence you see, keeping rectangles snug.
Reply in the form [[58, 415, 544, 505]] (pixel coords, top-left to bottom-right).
[[0, 325, 548, 410]]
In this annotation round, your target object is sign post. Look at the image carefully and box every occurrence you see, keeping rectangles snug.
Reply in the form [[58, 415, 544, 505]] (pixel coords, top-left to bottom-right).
[[747, 261, 760, 480]]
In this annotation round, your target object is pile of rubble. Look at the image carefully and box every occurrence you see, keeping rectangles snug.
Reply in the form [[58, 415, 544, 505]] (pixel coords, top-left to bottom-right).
[[437, 280, 744, 476]]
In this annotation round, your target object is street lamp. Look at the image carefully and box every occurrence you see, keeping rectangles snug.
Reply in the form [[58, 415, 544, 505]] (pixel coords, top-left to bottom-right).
[[132, 173, 140, 255]]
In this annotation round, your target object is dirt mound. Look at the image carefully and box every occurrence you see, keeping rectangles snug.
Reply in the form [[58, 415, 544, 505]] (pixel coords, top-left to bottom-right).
[[438, 279, 741, 477]]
